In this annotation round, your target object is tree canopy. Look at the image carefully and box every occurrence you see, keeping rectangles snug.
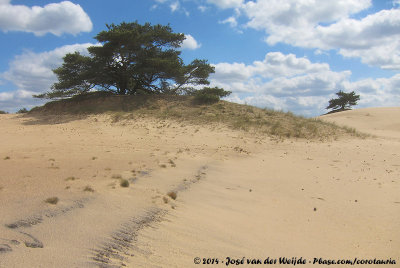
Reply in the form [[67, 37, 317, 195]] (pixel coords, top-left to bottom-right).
[[326, 90, 360, 113], [36, 22, 217, 99]]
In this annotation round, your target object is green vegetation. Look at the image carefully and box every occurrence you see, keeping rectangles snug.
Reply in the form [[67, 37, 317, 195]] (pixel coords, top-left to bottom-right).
[[0, 110, 8, 114], [326, 90, 360, 113], [17, 108, 29, 114], [35, 21, 219, 100], [194, 87, 231, 104]]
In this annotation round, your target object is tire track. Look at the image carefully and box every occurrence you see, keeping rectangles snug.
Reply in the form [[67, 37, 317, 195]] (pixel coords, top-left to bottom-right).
[[1, 197, 92, 254], [90, 208, 167, 268], [90, 165, 209, 267]]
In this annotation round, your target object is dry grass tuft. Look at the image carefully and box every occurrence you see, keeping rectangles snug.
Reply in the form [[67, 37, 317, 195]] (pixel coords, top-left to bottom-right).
[[120, 179, 129, 188], [167, 191, 177, 200], [45, 197, 59, 205], [83, 185, 95, 192], [168, 159, 176, 167]]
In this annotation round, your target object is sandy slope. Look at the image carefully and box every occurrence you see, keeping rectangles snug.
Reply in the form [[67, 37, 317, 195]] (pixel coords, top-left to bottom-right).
[[321, 107, 400, 139], [0, 109, 399, 267]]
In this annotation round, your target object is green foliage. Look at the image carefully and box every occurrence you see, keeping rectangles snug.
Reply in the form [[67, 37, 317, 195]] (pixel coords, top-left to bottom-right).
[[326, 90, 360, 112], [194, 87, 231, 104], [37, 21, 217, 99], [17, 108, 29, 113], [0, 110, 8, 114]]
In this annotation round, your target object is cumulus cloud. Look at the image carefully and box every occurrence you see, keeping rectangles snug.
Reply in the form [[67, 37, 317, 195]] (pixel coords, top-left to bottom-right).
[[210, 52, 400, 116], [180, 34, 201, 50], [2, 43, 93, 92], [212, 52, 330, 81], [0, 0, 92, 36], [213, 0, 400, 70], [0, 43, 95, 112]]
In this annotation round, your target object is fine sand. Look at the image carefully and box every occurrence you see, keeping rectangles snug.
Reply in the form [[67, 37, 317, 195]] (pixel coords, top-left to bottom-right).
[[0, 108, 399, 267]]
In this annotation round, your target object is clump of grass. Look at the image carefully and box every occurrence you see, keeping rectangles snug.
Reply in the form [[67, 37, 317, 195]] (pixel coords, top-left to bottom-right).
[[4, 156, 10, 160], [65, 176, 78, 181], [159, 164, 167, 168], [162, 196, 169, 204], [120, 179, 129, 187], [167, 191, 177, 200], [168, 159, 176, 167], [112, 174, 122, 179], [92, 156, 97, 160], [83, 185, 95, 192], [45, 197, 59, 205]]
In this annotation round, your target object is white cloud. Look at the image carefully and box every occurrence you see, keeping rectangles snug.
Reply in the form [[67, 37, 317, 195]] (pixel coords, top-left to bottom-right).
[[220, 16, 238, 28], [242, 0, 373, 48], [207, 0, 244, 9], [214, 0, 400, 70], [198, 5, 207, 12], [2, 43, 94, 92], [210, 52, 400, 116], [0, 0, 92, 36], [212, 52, 330, 81], [244, 0, 371, 31], [170, 1, 179, 12], [0, 89, 46, 112], [180, 34, 201, 50], [0, 43, 95, 112]]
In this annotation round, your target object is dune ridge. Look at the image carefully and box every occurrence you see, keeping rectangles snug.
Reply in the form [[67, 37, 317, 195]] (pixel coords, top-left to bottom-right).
[[0, 105, 399, 267]]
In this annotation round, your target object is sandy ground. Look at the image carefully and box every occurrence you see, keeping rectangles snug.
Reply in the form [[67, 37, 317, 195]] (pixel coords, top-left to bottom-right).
[[0, 108, 399, 267]]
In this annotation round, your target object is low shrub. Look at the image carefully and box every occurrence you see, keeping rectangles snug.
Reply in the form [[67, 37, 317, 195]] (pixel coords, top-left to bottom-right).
[[194, 87, 231, 104]]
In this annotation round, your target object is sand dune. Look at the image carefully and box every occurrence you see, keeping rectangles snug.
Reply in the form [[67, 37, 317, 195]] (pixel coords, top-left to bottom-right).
[[0, 109, 399, 267], [321, 107, 400, 139]]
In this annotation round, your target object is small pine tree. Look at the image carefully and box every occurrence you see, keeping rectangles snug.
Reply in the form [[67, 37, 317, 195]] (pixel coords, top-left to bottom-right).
[[326, 90, 360, 113]]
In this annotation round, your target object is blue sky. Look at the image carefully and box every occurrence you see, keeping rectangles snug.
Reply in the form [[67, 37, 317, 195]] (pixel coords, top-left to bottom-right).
[[1, 0, 400, 116]]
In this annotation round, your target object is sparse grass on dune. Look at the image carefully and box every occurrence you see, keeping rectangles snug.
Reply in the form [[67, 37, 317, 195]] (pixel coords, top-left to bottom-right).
[[28, 92, 366, 140]]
